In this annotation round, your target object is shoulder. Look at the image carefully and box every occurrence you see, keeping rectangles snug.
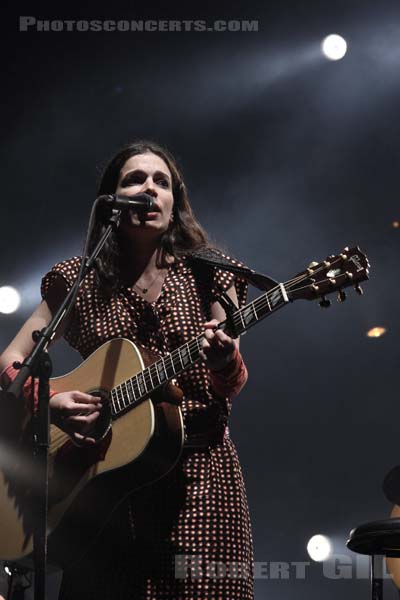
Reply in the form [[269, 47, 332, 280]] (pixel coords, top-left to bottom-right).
[[47, 256, 82, 279], [41, 256, 91, 300], [186, 247, 250, 308]]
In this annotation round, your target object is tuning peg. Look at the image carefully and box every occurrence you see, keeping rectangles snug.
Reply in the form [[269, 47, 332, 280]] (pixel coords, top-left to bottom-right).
[[319, 296, 331, 308], [337, 289, 347, 303], [307, 261, 319, 274], [354, 284, 363, 296]]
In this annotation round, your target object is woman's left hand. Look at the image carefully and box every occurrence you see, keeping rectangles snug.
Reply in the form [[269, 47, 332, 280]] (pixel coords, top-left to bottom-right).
[[200, 318, 237, 371]]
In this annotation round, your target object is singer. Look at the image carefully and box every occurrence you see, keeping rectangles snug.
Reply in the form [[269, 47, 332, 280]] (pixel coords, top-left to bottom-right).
[[0, 141, 253, 599]]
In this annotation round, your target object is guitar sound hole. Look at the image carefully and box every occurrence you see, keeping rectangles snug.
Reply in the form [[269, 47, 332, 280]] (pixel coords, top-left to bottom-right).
[[86, 389, 112, 442]]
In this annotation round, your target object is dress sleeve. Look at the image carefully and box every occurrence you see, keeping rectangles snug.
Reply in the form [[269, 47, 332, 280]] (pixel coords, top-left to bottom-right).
[[40, 256, 83, 350], [40, 256, 82, 302]]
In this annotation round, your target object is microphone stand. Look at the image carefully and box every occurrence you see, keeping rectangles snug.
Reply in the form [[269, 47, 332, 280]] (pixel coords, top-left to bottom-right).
[[6, 206, 121, 600]]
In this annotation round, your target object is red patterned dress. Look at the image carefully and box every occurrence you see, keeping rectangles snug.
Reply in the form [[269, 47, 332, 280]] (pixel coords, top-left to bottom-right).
[[41, 253, 254, 600]]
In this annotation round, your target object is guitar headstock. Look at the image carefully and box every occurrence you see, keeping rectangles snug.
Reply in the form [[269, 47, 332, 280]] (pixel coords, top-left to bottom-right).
[[287, 246, 370, 305]]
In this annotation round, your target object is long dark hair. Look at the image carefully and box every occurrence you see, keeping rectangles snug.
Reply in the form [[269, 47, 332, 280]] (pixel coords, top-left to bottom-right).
[[91, 140, 211, 295]]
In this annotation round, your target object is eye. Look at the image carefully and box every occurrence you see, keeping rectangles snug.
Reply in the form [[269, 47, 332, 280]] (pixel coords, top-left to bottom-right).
[[157, 178, 170, 188], [121, 175, 142, 187]]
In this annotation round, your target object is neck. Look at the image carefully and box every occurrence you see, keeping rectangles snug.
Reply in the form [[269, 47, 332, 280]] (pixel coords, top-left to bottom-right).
[[118, 232, 170, 283]]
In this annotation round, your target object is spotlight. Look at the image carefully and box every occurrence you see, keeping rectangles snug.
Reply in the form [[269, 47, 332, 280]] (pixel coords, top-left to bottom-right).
[[321, 34, 347, 61], [0, 286, 20, 314], [393, 221, 400, 228], [307, 534, 332, 562], [367, 327, 386, 338]]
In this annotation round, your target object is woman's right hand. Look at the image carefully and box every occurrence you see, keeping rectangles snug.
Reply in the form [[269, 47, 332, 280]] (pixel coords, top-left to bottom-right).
[[50, 391, 103, 445]]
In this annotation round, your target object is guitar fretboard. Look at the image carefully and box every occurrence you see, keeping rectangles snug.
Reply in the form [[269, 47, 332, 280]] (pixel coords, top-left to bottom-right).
[[110, 282, 289, 417]]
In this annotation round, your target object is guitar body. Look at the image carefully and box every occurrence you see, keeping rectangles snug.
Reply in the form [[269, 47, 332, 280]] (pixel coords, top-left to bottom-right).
[[0, 338, 184, 568]]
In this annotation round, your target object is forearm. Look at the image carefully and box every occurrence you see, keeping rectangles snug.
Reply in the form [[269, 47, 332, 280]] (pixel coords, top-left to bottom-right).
[[210, 346, 248, 399]]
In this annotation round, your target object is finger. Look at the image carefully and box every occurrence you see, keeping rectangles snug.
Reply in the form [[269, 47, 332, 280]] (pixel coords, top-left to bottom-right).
[[199, 350, 207, 362], [65, 402, 102, 415], [73, 432, 96, 445], [204, 329, 215, 342], [68, 411, 100, 424], [201, 338, 211, 350], [207, 334, 228, 350], [71, 391, 101, 404], [203, 319, 219, 329], [214, 330, 235, 347]]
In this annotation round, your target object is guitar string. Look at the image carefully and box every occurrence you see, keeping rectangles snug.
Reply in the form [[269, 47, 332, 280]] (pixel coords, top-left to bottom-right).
[[50, 258, 347, 449], [50, 255, 356, 448], [106, 256, 347, 418], [50, 256, 350, 448], [112, 255, 349, 413]]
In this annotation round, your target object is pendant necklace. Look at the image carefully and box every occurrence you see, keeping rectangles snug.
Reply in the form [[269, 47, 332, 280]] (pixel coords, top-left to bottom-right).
[[134, 269, 166, 295]]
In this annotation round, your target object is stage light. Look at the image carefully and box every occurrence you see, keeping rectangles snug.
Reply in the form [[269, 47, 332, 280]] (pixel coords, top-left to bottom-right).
[[0, 286, 20, 314], [367, 327, 386, 338], [393, 221, 400, 228], [307, 534, 332, 562], [321, 35, 347, 61]]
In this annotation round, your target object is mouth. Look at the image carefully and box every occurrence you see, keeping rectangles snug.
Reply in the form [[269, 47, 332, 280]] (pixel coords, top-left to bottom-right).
[[143, 211, 159, 218], [139, 211, 160, 221]]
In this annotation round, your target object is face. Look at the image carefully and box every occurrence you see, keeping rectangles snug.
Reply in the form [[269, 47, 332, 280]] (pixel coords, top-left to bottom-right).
[[116, 152, 174, 238]]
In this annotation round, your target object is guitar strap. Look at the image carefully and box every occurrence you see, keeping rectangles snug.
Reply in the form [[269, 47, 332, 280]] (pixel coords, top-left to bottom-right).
[[187, 247, 278, 292]]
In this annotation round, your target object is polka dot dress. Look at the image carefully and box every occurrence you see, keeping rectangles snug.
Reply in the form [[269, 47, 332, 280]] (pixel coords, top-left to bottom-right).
[[41, 254, 254, 600]]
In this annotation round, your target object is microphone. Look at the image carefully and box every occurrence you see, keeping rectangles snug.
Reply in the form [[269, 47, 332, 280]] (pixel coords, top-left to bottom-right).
[[97, 193, 156, 213]]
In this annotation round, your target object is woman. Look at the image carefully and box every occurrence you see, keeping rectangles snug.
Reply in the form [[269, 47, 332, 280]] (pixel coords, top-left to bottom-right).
[[0, 141, 253, 599]]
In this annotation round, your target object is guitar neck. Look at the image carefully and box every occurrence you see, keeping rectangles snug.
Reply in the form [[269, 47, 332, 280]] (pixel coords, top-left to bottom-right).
[[110, 282, 290, 417]]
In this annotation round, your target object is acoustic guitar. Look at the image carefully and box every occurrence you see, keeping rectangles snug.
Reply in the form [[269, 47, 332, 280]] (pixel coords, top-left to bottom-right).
[[0, 246, 369, 568]]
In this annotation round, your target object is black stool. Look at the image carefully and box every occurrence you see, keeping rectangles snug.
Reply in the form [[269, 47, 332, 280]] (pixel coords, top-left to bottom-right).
[[347, 518, 400, 599]]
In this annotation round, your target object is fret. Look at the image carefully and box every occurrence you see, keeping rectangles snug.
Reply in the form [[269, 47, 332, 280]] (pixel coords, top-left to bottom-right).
[[114, 386, 122, 412], [269, 287, 283, 309], [156, 358, 167, 383], [142, 370, 151, 394], [195, 337, 203, 353], [238, 310, 246, 333], [177, 348, 184, 370], [181, 344, 191, 367], [165, 354, 176, 378], [110, 389, 117, 415], [176, 345, 191, 370], [251, 302, 259, 320], [123, 381, 130, 407], [133, 377, 141, 400], [240, 304, 258, 329], [265, 291, 272, 312], [154, 362, 162, 385], [125, 380, 134, 404], [147, 366, 155, 391], [136, 372, 147, 396], [120, 382, 126, 409], [129, 378, 137, 404]]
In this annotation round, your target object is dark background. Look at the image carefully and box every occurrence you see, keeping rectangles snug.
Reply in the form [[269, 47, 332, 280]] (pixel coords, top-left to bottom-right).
[[1, 0, 400, 598]]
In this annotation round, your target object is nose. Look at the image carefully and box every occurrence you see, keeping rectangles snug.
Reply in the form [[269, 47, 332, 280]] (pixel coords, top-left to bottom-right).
[[142, 177, 157, 197]]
